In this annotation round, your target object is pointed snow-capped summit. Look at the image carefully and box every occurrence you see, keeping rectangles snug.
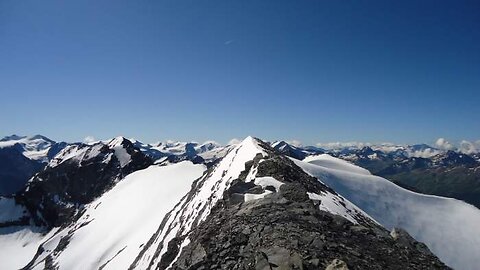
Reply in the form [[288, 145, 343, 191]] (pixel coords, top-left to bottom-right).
[[130, 136, 267, 269], [17, 137, 153, 227], [271, 140, 324, 160], [130, 137, 396, 269], [272, 140, 309, 159], [144, 137, 446, 270], [107, 136, 139, 168], [4, 136, 450, 270], [107, 135, 133, 149]]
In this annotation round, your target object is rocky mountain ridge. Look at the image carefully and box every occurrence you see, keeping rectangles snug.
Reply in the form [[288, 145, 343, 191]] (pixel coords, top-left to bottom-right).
[[1, 135, 480, 269]]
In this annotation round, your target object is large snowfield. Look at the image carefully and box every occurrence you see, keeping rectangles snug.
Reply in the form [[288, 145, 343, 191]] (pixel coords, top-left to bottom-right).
[[10, 161, 206, 270], [295, 154, 480, 270], [0, 226, 47, 270]]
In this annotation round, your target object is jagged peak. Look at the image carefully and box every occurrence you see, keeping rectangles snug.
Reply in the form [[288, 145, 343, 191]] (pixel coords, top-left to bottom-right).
[[47, 136, 137, 169], [133, 136, 268, 268], [107, 136, 130, 147], [271, 140, 288, 148]]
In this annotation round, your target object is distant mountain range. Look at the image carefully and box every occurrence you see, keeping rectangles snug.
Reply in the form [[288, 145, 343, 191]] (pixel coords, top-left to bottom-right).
[[0, 135, 67, 195], [0, 135, 230, 197], [271, 140, 480, 209], [1, 135, 480, 269], [2, 135, 480, 209]]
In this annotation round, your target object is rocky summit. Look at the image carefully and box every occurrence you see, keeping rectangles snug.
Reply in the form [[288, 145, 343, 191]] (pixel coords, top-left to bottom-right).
[[1, 136, 479, 270], [169, 147, 447, 270]]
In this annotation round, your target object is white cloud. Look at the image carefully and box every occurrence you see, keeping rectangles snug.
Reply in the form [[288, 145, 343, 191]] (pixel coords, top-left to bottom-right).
[[83, 136, 96, 144], [458, 140, 480, 154], [286, 140, 303, 147], [228, 138, 241, 145], [224, 40, 234, 45], [434, 138, 455, 151], [315, 138, 480, 155], [408, 148, 442, 158], [316, 141, 372, 150]]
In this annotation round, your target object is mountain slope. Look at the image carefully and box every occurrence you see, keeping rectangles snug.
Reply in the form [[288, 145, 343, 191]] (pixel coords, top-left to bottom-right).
[[0, 135, 56, 162], [279, 141, 480, 209], [0, 136, 455, 270], [129, 136, 267, 269], [0, 147, 45, 195], [162, 138, 447, 269], [0, 135, 67, 195], [18, 137, 152, 227], [294, 154, 480, 270], [24, 161, 206, 270]]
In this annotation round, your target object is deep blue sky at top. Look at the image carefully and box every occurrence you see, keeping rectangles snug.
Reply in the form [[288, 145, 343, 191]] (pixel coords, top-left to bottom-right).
[[1, 0, 479, 145]]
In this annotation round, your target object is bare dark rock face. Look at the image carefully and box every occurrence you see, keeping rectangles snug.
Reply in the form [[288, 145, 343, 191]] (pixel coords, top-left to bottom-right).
[[16, 138, 152, 228], [166, 147, 449, 270], [169, 185, 448, 269]]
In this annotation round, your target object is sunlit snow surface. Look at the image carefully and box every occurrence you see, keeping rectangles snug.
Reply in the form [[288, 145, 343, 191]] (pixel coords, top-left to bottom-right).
[[4, 138, 479, 270], [28, 161, 206, 270], [108, 137, 132, 167], [0, 227, 53, 270], [131, 136, 266, 269], [304, 154, 371, 175], [294, 154, 480, 270], [0, 135, 54, 162], [0, 197, 48, 270]]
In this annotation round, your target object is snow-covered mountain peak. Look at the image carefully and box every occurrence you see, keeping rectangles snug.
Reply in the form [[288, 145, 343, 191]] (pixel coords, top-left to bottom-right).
[[194, 140, 221, 153], [107, 136, 129, 147], [48, 137, 143, 169], [0, 134, 58, 162], [130, 136, 267, 269], [1, 135, 458, 269], [107, 136, 134, 167], [48, 143, 106, 168], [270, 140, 324, 160], [238, 135, 263, 151]]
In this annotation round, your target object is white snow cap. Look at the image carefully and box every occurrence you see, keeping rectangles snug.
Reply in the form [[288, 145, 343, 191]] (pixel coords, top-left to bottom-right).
[[131, 136, 266, 269], [107, 136, 132, 167], [0, 135, 55, 162]]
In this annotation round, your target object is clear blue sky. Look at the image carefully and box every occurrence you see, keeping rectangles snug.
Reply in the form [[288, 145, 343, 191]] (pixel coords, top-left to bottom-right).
[[1, 0, 479, 145]]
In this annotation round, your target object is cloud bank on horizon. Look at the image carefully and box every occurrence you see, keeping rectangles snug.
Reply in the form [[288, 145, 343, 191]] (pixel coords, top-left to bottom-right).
[[314, 138, 480, 155]]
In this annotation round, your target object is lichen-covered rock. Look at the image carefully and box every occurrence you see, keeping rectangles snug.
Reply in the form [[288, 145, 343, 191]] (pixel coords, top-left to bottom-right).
[[325, 259, 349, 270]]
